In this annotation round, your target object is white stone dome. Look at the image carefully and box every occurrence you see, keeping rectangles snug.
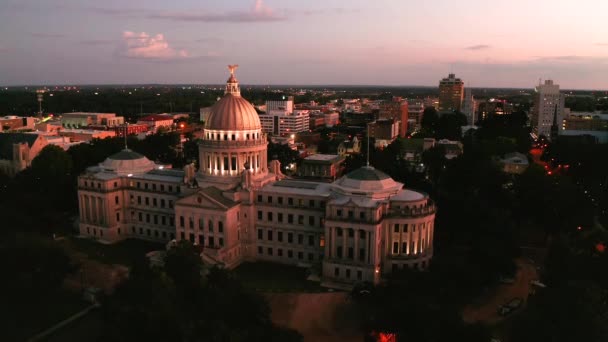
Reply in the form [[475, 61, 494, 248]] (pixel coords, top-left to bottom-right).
[[205, 94, 261, 131], [100, 149, 155, 175], [205, 65, 262, 132]]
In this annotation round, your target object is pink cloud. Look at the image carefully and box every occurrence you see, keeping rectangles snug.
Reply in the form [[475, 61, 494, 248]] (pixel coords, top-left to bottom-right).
[[120, 31, 189, 60]]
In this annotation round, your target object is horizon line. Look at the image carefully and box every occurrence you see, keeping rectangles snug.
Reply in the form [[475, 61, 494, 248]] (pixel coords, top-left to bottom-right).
[[2, 83, 607, 92]]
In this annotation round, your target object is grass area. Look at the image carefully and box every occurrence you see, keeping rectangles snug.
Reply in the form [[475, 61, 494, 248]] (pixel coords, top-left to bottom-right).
[[61, 237, 165, 267], [3, 289, 89, 342], [233, 262, 324, 292]]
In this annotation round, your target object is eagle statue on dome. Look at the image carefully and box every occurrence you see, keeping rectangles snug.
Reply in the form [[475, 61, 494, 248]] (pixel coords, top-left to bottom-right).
[[228, 64, 239, 75]]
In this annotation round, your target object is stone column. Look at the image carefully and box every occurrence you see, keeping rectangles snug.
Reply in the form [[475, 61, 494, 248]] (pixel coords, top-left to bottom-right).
[[367, 231, 373, 264], [354, 229, 359, 262], [342, 228, 347, 260], [98, 197, 104, 225], [79, 195, 85, 223], [91, 196, 97, 223], [83, 195, 89, 222], [331, 227, 336, 258]]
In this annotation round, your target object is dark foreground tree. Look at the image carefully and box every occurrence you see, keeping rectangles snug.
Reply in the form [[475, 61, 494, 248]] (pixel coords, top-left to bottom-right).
[[101, 242, 302, 342]]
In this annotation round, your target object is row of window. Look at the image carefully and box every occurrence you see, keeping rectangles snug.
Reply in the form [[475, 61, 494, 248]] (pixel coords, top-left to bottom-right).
[[135, 181, 179, 193], [180, 232, 224, 248], [334, 209, 368, 220], [206, 154, 257, 171], [257, 210, 320, 227], [334, 246, 366, 262], [134, 211, 175, 227], [392, 240, 428, 255], [131, 195, 174, 209], [334, 266, 363, 281], [178, 216, 224, 233], [257, 228, 320, 247], [391, 262, 427, 272], [257, 195, 325, 209], [335, 227, 367, 239], [85, 226, 104, 237], [393, 223, 419, 233], [83, 180, 181, 194], [257, 246, 315, 261], [83, 180, 104, 189], [84, 226, 176, 241], [132, 226, 175, 240], [207, 132, 260, 141]]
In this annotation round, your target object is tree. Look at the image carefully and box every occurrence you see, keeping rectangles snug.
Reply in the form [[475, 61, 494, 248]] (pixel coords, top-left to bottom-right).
[[354, 269, 492, 342], [100, 260, 181, 342], [267, 142, 300, 173], [422, 145, 446, 186], [421, 107, 439, 131], [164, 240, 204, 296], [101, 246, 302, 342], [436, 112, 467, 140], [509, 281, 608, 342], [0, 233, 77, 341], [30, 144, 73, 185]]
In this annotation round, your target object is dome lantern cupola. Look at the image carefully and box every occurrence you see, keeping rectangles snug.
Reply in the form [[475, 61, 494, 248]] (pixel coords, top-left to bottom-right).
[[225, 64, 240, 96]]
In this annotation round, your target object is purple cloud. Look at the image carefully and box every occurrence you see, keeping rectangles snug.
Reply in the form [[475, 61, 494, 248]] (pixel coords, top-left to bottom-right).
[[31, 32, 66, 38], [148, 0, 286, 23], [77, 39, 115, 46]]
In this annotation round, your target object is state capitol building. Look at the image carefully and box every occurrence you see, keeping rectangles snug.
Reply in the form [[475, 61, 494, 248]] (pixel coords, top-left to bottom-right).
[[77, 66, 437, 287]]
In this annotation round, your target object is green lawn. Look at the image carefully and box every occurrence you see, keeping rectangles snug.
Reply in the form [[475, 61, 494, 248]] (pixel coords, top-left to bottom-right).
[[3, 289, 89, 342], [61, 237, 165, 267], [233, 262, 324, 292]]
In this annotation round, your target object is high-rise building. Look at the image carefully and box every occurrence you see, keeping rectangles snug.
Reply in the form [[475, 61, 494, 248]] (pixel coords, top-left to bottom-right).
[[407, 100, 425, 131], [531, 80, 565, 139], [378, 98, 409, 136], [259, 96, 310, 136], [461, 88, 476, 124], [438, 73, 464, 113]]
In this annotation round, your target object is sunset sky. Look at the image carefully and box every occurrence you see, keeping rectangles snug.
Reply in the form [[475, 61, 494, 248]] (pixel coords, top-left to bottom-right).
[[1, 0, 607, 89]]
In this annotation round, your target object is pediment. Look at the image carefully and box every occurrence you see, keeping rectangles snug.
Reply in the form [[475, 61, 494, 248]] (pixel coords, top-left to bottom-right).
[[176, 191, 230, 210]]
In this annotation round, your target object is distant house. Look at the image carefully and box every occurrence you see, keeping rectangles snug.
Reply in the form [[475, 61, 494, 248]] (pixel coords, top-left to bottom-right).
[[398, 138, 433, 162], [500, 152, 529, 174], [435, 139, 463, 160], [297, 154, 345, 181], [0, 133, 48, 176], [137, 114, 174, 132], [337, 137, 361, 156]]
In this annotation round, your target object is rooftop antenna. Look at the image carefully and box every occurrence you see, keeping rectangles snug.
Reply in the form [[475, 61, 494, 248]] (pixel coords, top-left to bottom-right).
[[36, 89, 45, 118], [124, 122, 128, 150], [366, 123, 370, 167]]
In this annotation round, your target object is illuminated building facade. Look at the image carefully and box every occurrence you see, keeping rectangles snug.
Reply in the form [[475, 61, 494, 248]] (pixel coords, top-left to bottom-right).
[[438, 73, 464, 113], [77, 66, 436, 288], [531, 80, 565, 139]]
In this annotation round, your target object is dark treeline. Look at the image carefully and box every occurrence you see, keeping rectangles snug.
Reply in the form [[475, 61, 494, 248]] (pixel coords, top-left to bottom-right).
[[349, 109, 606, 341]]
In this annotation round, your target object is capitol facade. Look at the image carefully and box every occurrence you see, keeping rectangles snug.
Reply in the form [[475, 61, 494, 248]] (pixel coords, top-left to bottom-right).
[[77, 66, 436, 287]]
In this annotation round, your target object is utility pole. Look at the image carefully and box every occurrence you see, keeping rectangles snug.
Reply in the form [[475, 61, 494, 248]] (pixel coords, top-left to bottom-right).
[[36, 89, 45, 118]]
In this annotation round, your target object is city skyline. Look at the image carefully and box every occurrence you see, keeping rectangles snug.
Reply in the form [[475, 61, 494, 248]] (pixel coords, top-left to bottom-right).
[[1, 0, 608, 89]]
